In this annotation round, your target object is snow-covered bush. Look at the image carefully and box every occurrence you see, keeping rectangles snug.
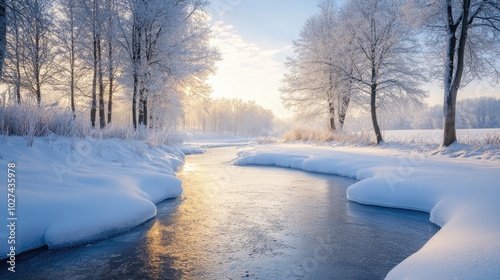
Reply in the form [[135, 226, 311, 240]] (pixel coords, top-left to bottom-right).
[[283, 127, 372, 145], [0, 103, 184, 146], [460, 131, 500, 147], [0, 103, 88, 141]]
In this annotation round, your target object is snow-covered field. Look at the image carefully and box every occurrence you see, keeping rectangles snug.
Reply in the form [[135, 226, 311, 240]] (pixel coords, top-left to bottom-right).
[[382, 128, 500, 144], [381, 129, 500, 162], [235, 143, 500, 279], [0, 137, 184, 257]]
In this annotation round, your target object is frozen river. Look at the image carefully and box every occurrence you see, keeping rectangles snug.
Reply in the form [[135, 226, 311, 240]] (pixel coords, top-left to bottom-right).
[[2, 147, 439, 279]]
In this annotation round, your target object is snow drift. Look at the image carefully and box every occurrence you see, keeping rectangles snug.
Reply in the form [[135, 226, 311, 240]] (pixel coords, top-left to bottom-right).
[[0, 136, 183, 256]]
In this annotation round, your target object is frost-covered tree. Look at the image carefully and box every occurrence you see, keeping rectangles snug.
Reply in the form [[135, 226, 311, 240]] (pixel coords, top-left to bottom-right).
[[87, 0, 106, 128], [104, 0, 117, 125], [341, 0, 426, 143], [119, 0, 218, 130], [3, 0, 24, 103], [55, 0, 88, 116], [410, 0, 500, 146], [281, 0, 353, 131], [0, 0, 6, 77], [18, 0, 57, 106], [80, 0, 120, 128], [3, 0, 57, 106]]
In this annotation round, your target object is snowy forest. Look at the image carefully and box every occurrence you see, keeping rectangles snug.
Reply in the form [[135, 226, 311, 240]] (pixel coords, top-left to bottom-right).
[[0, 0, 275, 139], [2, 0, 224, 135], [0, 0, 220, 128]]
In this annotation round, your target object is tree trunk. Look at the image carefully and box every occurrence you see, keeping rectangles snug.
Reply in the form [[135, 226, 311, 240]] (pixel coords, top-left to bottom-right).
[[442, 0, 471, 147], [90, 11, 98, 128], [369, 51, 383, 144], [107, 36, 113, 124], [328, 71, 336, 131], [132, 81, 137, 129], [370, 87, 383, 144], [338, 69, 353, 129], [70, 48, 75, 117], [35, 10, 41, 107], [338, 93, 350, 129], [329, 102, 336, 131], [0, 0, 6, 78], [138, 87, 145, 126], [143, 96, 148, 127], [131, 16, 141, 130], [70, 5, 76, 118], [35, 78, 41, 106], [13, 10, 21, 104], [443, 90, 457, 146], [98, 33, 105, 129]]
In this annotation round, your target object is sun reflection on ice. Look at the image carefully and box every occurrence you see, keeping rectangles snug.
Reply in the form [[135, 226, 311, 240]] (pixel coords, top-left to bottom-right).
[[145, 221, 168, 278], [181, 162, 198, 174]]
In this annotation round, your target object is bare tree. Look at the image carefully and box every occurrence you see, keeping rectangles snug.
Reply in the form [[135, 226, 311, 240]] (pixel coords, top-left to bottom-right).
[[20, 0, 57, 106], [4, 0, 24, 103], [281, 0, 353, 131], [105, 0, 117, 124], [56, 0, 88, 117], [341, 0, 426, 143], [119, 0, 218, 130], [0, 0, 6, 77], [82, 0, 106, 128], [419, 0, 500, 146], [4, 0, 57, 105]]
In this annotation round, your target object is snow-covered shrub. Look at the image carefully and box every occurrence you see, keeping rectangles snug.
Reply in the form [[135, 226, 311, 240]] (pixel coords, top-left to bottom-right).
[[0, 103, 183, 147], [460, 132, 500, 147], [0, 103, 89, 141], [256, 136, 280, 144], [283, 127, 372, 145], [143, 128, 184, 147]]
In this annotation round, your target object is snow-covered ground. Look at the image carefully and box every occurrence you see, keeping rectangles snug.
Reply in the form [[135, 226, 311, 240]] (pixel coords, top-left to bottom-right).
[[380, 129, 500, 161], [0, 136, 184, 257], [382, 128, 500, 145], [289, 128, 500, 162], [3, 129, 499, 278], [235, 143, 500, 279]]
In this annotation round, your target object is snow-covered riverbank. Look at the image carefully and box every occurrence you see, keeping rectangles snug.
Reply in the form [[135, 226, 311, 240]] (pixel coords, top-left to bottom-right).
[[0, 137, 184, 257], [235, 143, 500, 279]]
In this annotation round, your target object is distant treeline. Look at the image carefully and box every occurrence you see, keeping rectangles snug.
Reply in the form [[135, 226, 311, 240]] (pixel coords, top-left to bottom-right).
[[183, 97, 274, 136], [374, 97, 500, 130]]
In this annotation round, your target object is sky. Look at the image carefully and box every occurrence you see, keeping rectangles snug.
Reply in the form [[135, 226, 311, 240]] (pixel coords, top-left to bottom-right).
[[205, 0, 499, 118], [206, 0, 320, 117]]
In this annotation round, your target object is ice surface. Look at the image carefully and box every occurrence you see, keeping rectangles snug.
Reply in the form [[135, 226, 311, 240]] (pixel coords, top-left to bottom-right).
[[0, 137, 183, 256], [235, 143, 500, 279]]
